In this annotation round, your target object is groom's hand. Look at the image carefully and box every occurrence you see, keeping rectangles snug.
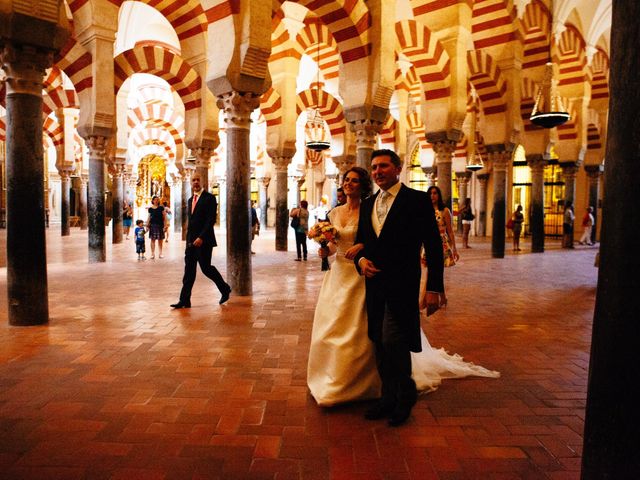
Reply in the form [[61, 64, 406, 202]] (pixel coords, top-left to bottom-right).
[[359, 258, 381, 278]]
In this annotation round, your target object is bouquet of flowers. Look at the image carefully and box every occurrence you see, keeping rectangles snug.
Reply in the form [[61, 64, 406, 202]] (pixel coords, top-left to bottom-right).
[[307, 221, 339, 271]]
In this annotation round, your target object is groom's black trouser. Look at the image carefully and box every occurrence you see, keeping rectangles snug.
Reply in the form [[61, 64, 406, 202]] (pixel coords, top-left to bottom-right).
[[179, 244, 226, 303], [375, 303, 417, 407]]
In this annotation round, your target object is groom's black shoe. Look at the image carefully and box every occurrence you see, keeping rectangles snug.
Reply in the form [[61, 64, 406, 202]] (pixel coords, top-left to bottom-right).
[[388, 391, 417, 427], [219, 285, 231, 305], [170, 301, 191, 309], [364, 401, 395, 420]]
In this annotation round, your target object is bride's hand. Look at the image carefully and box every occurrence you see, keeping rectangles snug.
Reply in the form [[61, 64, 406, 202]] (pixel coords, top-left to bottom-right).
[[318, 246, 329, 258], [344, 243, 364, 260]]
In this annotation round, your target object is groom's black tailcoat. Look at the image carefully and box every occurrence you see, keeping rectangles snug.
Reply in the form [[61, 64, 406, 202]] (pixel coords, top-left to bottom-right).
[[355, 184, 444, 352]]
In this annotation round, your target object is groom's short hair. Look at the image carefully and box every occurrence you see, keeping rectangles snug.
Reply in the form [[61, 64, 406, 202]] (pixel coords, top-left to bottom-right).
[[371, 149, 402, 168]]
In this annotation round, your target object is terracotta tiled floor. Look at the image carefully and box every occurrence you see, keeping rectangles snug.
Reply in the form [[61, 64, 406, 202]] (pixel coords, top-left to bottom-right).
[[0, 227, 598, 479]]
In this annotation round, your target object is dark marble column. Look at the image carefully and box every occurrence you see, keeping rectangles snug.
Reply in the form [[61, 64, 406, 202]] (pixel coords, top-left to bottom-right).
[[111, 165, 124, 244], [195, 147, 214, 192], [60, 170, 71, 236], [85, 136, 108, 262], [432, 141, 456, 211], [181, 168, 192, 241], [218, 177, 227, 228], [527, 154, 547, 253], [271, 155, 293, 251], [258, 176, 270, 228], [476, 173, 489, 236], [561, 162, 579, 211], [585, 164, 603, 244], [79, 175, 88, 230], [351, 119, 383, 172], [456, 171, 471, 233], [489, 150, 510, 258], [217, 91, 260, 296], [582, 1, 640, 476], [1, 43, 54, 326]]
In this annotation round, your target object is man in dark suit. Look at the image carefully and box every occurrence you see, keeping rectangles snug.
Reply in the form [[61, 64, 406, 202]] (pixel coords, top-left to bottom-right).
[[171, 173, 231, 308], [354, 149, 444, 426]]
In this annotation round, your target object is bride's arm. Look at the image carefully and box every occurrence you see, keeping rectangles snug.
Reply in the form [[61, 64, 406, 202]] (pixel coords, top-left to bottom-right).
[[344, 243, 363, 260]]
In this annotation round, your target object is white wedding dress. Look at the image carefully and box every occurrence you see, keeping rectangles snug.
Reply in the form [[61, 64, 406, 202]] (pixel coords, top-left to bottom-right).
[[307, 209, 499, 406]]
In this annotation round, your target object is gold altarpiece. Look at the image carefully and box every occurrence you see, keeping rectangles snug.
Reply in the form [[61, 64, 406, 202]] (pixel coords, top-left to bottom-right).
[[136, 154, 170, 207]]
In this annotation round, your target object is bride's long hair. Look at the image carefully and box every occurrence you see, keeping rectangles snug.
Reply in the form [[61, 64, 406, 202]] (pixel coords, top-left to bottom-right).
[[343, 166, 372, 199]]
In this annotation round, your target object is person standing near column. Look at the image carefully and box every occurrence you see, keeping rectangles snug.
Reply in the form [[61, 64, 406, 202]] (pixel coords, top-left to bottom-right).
[[563, 201, 575, 249], [171, 173, 231, 308], [579, 206, 595, 245]]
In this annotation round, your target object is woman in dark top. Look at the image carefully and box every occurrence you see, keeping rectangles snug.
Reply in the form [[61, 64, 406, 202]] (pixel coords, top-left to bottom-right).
[[122, 201, 133, 240], [511, 204, 524, 251], [146, 195, 166, 259]]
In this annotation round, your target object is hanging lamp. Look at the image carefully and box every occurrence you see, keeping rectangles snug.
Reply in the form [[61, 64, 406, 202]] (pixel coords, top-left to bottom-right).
[[305, 40, 330, 152], [529, 3, 570, 129], [466, 91, 484, 171]]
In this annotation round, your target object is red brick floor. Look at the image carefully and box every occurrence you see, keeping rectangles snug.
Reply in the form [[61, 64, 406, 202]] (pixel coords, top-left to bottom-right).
[[0, 227, 598, 479]]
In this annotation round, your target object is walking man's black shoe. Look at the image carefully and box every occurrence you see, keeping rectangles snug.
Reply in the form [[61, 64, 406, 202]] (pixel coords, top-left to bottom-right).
[[219, 285, 231, 305], [170, 302, 191, 309]]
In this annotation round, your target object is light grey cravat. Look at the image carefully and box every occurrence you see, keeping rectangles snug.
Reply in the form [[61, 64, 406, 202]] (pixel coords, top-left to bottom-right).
[[376, 191, 390, 224]]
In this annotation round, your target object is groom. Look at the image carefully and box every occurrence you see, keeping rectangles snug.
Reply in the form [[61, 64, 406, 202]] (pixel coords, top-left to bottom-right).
[[354, 149, 444, 426]]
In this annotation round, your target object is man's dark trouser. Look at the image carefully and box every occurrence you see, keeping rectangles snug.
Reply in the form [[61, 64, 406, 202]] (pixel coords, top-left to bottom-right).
[[179, 244, 226, 303], [295, 231, 307, 259]]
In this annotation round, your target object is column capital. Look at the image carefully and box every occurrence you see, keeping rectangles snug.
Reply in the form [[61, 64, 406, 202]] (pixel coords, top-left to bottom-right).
[[477, 173, 490, 184], [216, 91, 261, 130], [455, 171, 472, 183], [487, 150, 511, 171], [526, 154, 548, 172], [194, 146, 215, 169], [257, 176, 271, 187], [425, 129, 464, 145], [584, 164, 604, 179], [0, 43, 53, 96], [296, 176, 306, 188], [350, 118, 384, 149], [85, 136, 109, 161], [560, 162, 580, 177], [332, 155, 356, 175], [57, 169, 73, 180], [271, 156, 293, 172]]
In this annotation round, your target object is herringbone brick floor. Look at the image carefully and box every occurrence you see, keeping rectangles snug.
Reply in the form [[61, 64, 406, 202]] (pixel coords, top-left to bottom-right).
[[0, 227, 598, 479]]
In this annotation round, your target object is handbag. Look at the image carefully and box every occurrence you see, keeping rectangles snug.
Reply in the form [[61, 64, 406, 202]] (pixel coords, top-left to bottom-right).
[[290, 210, 300, 229], [506, 218, 514, 229]]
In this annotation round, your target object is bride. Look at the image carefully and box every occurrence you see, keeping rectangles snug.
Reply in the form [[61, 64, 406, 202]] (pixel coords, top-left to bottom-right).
[[307, 167, 499, 407]]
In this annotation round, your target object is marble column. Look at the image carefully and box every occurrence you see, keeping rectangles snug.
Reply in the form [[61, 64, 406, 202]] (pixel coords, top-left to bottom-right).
[[456, 171, 471, 233], [326, 173, 337, 207], [217, 91, 260, 296], [79, 175, 88, 230], [561, 162, 579, 210], [272, 156, 293, 251], [582, 1, 640, 475], [584, 165, 603, 244], [85, 136, 108, 262], [173, 175, 182, 235], [218, 177, 227, 228], [489, 151, 510, 258], [527, 154, 547, 253], [295, 177, 305, 206], [111, 165, 124, 244], [1, 43, 54, 325], [258, 176, 270, 228], [181, 168, 193, 241], [315, 179, 324, 206], [195, 147, 214, 192], [476, 173, 489, 237], [59, 170, 72, 236], [351, 119, 382, 171], [432, 141, 456, 211]]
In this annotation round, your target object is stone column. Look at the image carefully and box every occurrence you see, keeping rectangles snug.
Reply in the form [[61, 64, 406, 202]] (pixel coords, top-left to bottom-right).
[[195, 147, 214, 192], [561, 162, 579, 211], [456, 171, 471, 233], [332, 155, 355, 185], [351, 119, 383, 171], [79, 175, 88, 230], [272, 155, 293, 251], [295, 177, 305, 206], [173, 175, 182, 235], [85, 136, 108, 262], [218, 177, 227, 228], [432, 141, 456, 211], [258, 176, 270, 228], [315, 179, 324, 205], [181, 168, 193, 241], [326, 173, 337, 207], [582, 1, 640, 476], [584, 165, 603, 244], [1, 42, 54, 326], [422, 167, 436, 188], [217, 91, 260, 296], [527, 154, 547, 253], [489, 150, 510, 258], [59, 170, 72, 236], [476, 173, 489, 237], [111, 164, 124, 244]]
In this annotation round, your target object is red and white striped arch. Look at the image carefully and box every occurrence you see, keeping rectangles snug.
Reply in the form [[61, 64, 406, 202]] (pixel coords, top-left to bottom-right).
[[520, 76, 539, 132], [127, 103, 185, 139], [114, 46, 202, 111], [269, 10, 294, 63], [259, 87, 283, 128], [467, 50, 507, 116], [557, 24, 587, 86], [43, 67, 79, 116], [395, 20, 450, 101], [297, 19, 341, 81], [556, 97, 579, 141], [587, 123, 602, 151], [129, 125, 177, 163], [471, 0, 519, 49], [54, 37, 92, 95], [272, 0, 370, 65], [378, 115, 396, 147], [43, 116, 64, 148], [521, 0, 551, 70], [296, 86, 346, 136], [590, 49, 609, 101], [395, 65, 422, 106]]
